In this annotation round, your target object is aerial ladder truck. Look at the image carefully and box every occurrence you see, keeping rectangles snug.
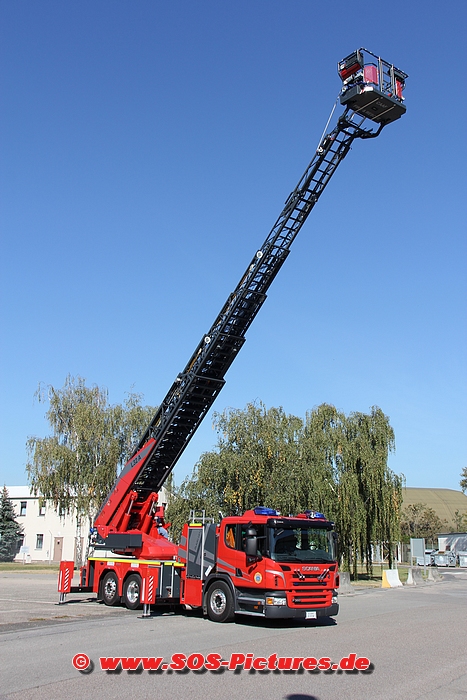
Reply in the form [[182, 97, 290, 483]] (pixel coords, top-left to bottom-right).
[[58, 49, 407, 621]]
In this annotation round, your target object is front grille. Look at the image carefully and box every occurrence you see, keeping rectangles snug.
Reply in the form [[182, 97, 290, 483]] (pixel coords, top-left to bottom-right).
[[287, 589, 332, 608]]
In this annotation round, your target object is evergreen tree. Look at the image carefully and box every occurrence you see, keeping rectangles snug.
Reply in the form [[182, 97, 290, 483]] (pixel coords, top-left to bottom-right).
[[0, 486, 23, 562]]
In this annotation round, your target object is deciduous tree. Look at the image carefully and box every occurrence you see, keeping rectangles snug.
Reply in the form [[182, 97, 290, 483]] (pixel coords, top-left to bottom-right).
[[166, 401, 402, 575], [336, 407, 402, 574], [400, 502, 447, 545], [26, 375, 155, 564], [460, 466, 467, 494], [452, 509, 467, 533]]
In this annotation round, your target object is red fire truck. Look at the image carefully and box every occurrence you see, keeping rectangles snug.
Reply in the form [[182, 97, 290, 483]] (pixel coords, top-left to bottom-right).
[[179, 508, 339, 622], [58, 49, 407, 621]]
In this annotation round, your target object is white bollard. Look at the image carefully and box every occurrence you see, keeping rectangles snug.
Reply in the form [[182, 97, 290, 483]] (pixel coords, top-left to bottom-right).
[[382, 569, 402, 588]]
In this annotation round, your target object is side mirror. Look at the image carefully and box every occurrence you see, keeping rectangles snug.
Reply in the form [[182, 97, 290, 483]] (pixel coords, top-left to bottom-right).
[[245, 537, 258, 557]]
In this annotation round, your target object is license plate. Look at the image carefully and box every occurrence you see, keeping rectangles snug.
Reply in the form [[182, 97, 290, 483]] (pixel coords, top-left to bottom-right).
[[305, 611, 317, 619]]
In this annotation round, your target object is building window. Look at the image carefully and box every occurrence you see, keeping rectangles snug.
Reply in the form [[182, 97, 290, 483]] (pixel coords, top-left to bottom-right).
[[39, 503, 46, 516], [20, 501, 27, 516], [36, 534, 44, 550]]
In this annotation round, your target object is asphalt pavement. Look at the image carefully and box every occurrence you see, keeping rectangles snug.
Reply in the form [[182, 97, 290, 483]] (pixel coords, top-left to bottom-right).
[[0, 569, 466, 700]]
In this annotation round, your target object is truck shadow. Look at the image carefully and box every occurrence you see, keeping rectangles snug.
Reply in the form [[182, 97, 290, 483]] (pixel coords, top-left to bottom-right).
[[177, 607, 337, 628], [229, 615, 336, 629]]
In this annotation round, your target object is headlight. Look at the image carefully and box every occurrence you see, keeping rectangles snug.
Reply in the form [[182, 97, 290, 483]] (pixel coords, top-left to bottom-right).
[[266, 597, 287, 606], [332, 595, 338, 604]]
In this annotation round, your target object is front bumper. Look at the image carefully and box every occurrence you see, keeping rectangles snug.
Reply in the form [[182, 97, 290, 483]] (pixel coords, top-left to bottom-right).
[[264, 602, 339, 619]]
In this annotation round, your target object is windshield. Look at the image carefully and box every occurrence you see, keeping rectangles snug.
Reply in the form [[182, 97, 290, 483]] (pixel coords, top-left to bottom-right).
[[269, 525, 335, 563]]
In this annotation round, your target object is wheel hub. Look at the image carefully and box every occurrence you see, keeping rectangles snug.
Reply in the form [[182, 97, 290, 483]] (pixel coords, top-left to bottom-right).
[[126, 580, 140, 604], [104, 578, 116, 599], [210, 588, 227, 615]]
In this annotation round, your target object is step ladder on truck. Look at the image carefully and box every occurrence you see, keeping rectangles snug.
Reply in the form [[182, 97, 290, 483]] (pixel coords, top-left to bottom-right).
[[58, 48, 408, 622]]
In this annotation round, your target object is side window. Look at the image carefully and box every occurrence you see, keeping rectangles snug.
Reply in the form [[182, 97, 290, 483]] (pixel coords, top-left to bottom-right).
[[225, 524, 236, 549]]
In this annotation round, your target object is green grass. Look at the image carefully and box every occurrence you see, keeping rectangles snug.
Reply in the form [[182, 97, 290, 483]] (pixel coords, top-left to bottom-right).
[[348, 564, 411, 585], [0, 562, 61, 572]]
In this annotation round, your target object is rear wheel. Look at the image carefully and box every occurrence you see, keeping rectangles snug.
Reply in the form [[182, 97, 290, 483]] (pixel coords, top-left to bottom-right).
[[101, 571, 120, 606], [123, 573, 142, 610], [206, 581, 235, 623]]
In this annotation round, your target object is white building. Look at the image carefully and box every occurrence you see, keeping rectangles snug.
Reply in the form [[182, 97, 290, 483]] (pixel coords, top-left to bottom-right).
[[7, 486, 87, 563], [7, 485, 170, 564]]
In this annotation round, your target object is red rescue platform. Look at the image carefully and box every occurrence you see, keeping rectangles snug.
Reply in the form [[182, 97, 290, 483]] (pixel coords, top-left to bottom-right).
[[338, 48, 407, 124]]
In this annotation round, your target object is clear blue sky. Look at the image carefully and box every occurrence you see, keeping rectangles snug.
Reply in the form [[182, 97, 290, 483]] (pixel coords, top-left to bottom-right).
[[1, 1, 466, 493]]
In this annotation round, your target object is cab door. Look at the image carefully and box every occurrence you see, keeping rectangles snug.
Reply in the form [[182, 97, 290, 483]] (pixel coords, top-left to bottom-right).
[[218, 523, 265, 588]]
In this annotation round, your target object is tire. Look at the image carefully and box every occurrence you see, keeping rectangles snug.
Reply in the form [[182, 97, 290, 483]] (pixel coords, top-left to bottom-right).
[[206, 581, 235, 623], [101, 571, 120, 606], [123, 573, 142, 610]]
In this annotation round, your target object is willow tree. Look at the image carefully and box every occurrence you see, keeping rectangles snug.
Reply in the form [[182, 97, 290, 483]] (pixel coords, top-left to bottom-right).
[[213, 403, 306, 514], [26, 375, 155, 564], [300, 404, 345, 522], [167, 401, 402, 575], [336, 407, 402, 575], [167, 403, 305, 539]]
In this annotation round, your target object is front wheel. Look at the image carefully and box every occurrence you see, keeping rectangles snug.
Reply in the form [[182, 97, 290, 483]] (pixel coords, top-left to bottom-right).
[[206, 581, 235, 623], [101, 571, 120, 606], [123, 573, 142, 610]]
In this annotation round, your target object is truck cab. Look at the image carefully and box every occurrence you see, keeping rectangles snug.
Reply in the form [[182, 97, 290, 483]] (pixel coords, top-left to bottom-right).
[[178, 507, 339, 622]]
